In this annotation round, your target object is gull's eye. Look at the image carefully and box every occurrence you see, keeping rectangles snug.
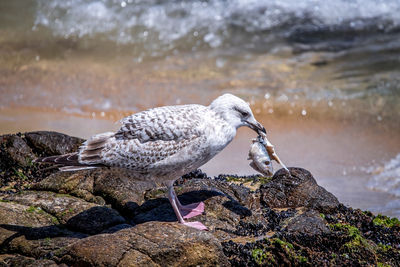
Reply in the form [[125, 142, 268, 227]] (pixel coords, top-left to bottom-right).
[[234, 107, 249, 118], [240, 110, 249, 117]]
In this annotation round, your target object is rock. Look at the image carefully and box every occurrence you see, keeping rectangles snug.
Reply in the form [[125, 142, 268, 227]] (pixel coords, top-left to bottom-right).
[[24, 131, 83, 156], [92, 168, 158, 218], [0, 201, 56, 246], [33, 168, 160, 217], [284, 210, 330, 235], [133, 178, 269, 240], [0, 254, 61, 267], [0, 132, 72, 191], [32, 170, 104, 205], [61, 222, 229, 267], [0, 135, 35, 167], [0, 131, 399, 266], [0, 199, 85, 260], [117, 249, 158, 267], [3, 191, 125, 235], [260, 167, 339, 213]]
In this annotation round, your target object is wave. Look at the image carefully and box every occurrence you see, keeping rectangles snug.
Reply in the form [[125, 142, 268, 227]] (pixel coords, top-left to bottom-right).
[[34, 0, 400, 54], [367, 154, 400, 197]]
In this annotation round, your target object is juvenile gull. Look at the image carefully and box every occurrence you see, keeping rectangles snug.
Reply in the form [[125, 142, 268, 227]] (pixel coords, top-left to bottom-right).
[[37, 94, 265, 230]]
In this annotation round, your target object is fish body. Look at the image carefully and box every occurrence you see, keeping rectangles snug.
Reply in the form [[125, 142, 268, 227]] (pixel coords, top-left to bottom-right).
[[248, 136, 273, 176], [248, 133, 290, 176]]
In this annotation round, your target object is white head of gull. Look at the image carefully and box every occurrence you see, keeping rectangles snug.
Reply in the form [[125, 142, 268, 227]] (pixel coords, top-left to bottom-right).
[[37, 93, 265, 230]]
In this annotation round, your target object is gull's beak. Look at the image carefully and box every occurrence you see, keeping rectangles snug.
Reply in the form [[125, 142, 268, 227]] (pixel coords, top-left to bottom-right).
[[246, 118, 266, 135]]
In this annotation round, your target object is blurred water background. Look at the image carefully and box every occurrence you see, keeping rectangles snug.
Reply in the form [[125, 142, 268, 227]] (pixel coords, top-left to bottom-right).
[[0, 0, 399, 217]]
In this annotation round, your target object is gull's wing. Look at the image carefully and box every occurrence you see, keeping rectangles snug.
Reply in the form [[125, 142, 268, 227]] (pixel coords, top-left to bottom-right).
[[115, 104, 205, 142], [78, 104, 208, 170]]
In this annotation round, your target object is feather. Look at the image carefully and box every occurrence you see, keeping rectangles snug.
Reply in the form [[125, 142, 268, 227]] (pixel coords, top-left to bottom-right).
[[115, 105, 203, 142], [79, 132, 114, 164], [36, 153, 79, 165], [59, 166, 99, 172]]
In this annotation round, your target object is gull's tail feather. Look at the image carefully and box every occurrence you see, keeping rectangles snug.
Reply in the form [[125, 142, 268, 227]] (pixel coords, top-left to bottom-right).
[[35, 153, 102, 171], [79, 132, 114, 165], [35, 132, 115, 172], [35, 153, 80, 165], [59, 166, 99, 172]]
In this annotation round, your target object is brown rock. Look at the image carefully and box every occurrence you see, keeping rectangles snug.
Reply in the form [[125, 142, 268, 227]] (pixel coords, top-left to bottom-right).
[[0, 199, 85, 259], [92, 168, 158, 217], [32, 170, 104, 205], [0, 201, 56, 246], [33, 168, 159, 217], [0, 254, 61, 267], [62, 221, 229, 267], [260, 167, 339, 213], [4, 191, 125, 234], [118, 249, 159, 267]]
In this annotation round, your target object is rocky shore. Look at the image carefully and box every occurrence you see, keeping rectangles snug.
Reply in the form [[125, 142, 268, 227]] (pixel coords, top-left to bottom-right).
[[0, 131, 399, 266]]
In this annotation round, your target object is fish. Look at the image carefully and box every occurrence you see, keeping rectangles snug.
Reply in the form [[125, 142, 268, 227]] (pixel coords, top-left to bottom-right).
[[248, 135, 274, 176], [248, 132, 289, 176]]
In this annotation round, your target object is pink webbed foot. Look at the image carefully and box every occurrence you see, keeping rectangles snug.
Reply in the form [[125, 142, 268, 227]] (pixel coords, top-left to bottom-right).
[[183, 221, 208, 231], [179, 202, 205, 219]]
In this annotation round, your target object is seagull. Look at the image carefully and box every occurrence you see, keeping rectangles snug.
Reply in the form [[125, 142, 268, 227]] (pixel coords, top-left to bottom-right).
[[36, 94, 266, 230]]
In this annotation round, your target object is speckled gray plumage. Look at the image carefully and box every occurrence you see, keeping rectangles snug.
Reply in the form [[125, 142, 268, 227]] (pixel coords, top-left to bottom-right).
[[78, 103, 236, 185]]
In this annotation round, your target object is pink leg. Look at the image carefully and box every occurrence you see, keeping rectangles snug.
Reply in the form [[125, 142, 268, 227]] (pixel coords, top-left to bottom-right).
[[169, 186, 205, 219], [176, 198, 205, 219], [167, 186, 207, 231]]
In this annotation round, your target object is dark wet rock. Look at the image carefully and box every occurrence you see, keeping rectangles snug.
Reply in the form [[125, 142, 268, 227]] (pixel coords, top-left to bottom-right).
[[24, 131, 83, 156], [0, 132, 65, 191], [0, 135, 35, 167], [284, 210, 330, 235], [0, 131, 399, 266], [100, 223, 133, 234], [260, 167, 340, 213]]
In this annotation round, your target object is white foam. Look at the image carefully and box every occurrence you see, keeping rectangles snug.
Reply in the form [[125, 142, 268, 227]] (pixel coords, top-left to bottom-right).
[[34, 0, 400, 47], [367, 154, 400, 197]]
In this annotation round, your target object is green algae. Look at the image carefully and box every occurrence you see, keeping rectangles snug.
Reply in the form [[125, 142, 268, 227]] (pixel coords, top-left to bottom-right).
[[272, 238, 309, 264], [58, 208, 74, 218], [377, 243, 392, 252], [373, 214, 400, 228], [329, 223, 374, 253], [225, 176, 250, 182], [26, 206, 45, 214], [51, 216, 59, 224], [252, 248, 275, 265], [259, 176, 273, 184], [14, 168, 28, 181], [273, 237, 294, 250]]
